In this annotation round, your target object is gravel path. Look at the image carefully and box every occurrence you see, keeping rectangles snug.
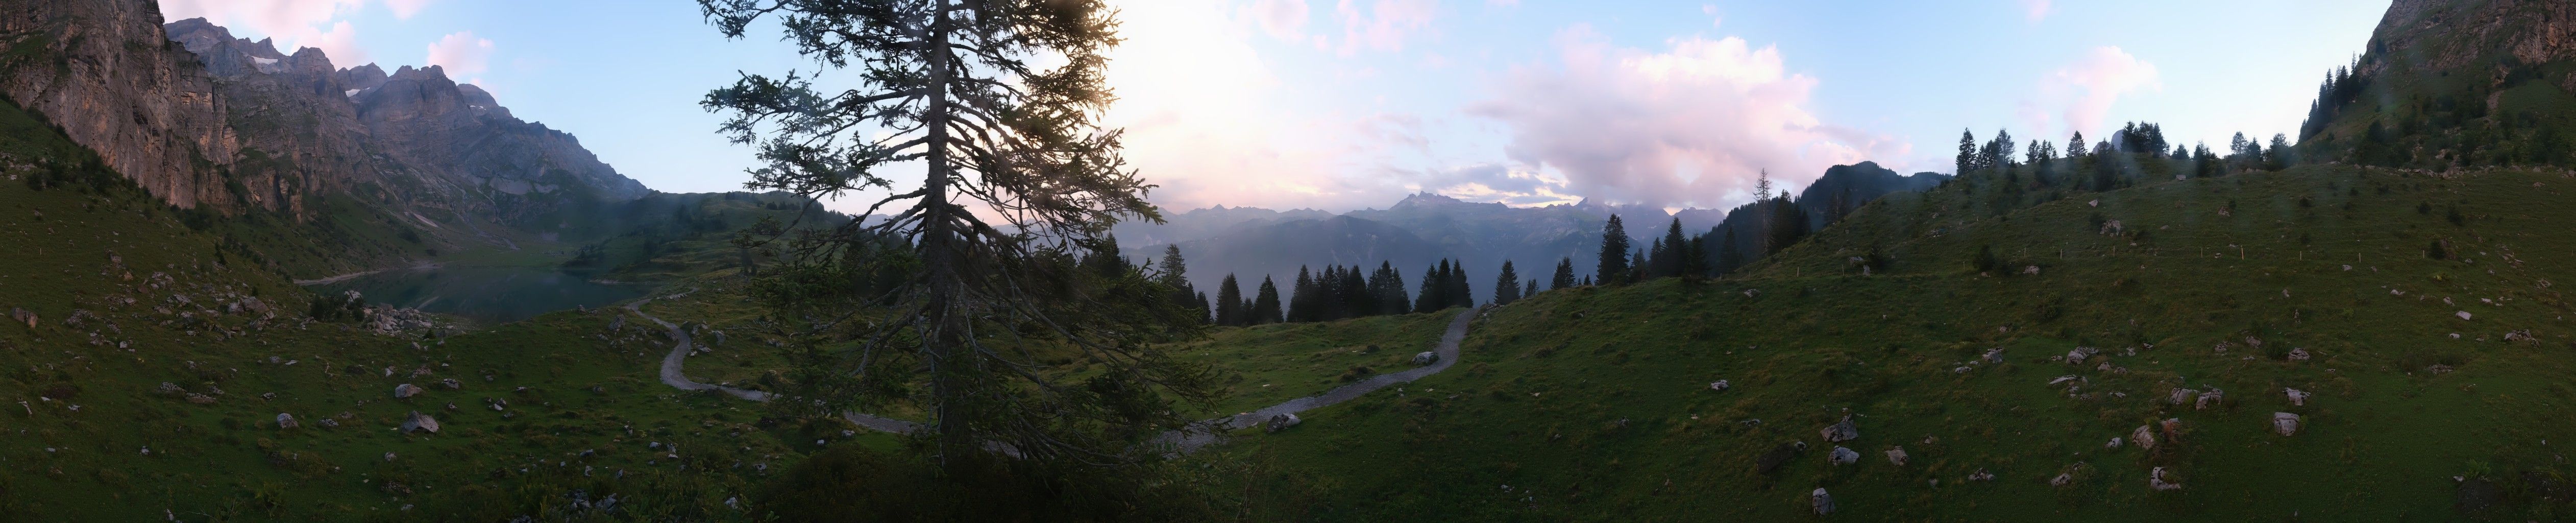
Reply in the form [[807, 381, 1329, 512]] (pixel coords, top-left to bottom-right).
[[630, 293, 1481, 453]]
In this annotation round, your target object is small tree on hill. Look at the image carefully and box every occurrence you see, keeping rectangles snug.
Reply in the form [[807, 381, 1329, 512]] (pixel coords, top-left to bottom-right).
[[1597, 215, 1631, 286], [1493, 260, 1521, 305], [1551, 257, 1576, 290]]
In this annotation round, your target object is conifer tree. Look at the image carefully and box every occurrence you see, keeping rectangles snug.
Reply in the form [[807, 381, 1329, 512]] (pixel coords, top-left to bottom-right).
[[1551, 257, 1576, 290], [1957, 128, 1978, 175], [1598, 215, 1631, 286], [1287, 266, 1315, 322], [1682, 235, 1710, 279], [1446, 259, 1474, 308], [1524, 279, 1539, 298], [1158, 246, 1204, 323], [1628, 248, 1647, 284], [1715, 225, 1744, 275], [1214, 274, 1243, 326], [2067, 131, 2087, 159], [1340, 266, 1370, 318], [1654, 218, 1686, 278], [1493, 260, 1521, 305], [1253, 276, 1283, 325], [1416, 264, 1443, 312]]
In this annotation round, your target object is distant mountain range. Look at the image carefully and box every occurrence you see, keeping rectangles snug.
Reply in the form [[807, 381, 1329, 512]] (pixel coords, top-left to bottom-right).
[[1123, 162, 1948, 293]]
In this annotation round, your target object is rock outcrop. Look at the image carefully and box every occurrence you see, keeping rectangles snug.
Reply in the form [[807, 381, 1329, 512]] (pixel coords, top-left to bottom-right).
[[0, 0, 239, 210]]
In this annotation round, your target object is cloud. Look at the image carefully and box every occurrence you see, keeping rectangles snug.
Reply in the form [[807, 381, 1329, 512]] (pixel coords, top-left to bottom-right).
[[1334, 0, 1438, 55], [2045, 46, 2160, 135], [161, 0, 371, 62], [384, 0, 433, 18], [1245, 0, 1311, 42], [2020, 0, 2052, 22], [1465, 27, 1905, 208], [425, 31, 496, 77]]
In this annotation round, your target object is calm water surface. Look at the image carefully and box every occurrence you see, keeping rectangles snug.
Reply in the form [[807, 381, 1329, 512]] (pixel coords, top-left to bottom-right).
[[307, 266, 649, 324]]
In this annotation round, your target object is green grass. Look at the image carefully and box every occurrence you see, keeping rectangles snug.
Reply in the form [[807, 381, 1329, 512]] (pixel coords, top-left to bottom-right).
[[1174, 312, 1461, 417], [1189, 164, 2576, 521]]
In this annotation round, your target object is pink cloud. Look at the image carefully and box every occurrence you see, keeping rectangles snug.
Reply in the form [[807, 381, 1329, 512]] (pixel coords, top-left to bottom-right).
[[161, 0, 371, 63], [385, 0, 433, 19], [1245, 0, 1311, 42], [1466, 27, 1906, 208], [2047, 46, 2160, 135], [425, 31, 495, 77], [2021, 0, 2053, 23], [1334, 0, 1437, 55]]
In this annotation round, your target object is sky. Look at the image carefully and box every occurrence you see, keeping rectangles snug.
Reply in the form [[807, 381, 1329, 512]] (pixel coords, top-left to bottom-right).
[[160, 0, 2393, 214]]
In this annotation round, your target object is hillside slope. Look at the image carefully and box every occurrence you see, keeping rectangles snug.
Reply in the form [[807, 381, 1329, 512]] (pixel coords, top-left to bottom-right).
[[1199, 163, 2576, 521]]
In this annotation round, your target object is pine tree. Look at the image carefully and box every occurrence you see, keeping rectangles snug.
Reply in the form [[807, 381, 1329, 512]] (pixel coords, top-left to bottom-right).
[[1654, 218, 1686, 279], [1158, 246, 1203, 323], [1551, 257, 1577, 290], [1524, 279, 1539, 298], [1957, 128, 1978, 175], [1446, 259, 1474, 308], [2067, 131, 2087, 159], [1493, 260, 1522, 305], [1628, 248, 1647, 284], [1340, 266, 1370, 318], [1767, 195, 1809, 256], [1287, 266, 1315, 322], [1415, 264, 1443, 312], [1715, 225, 1744, 275], [1682, 235, 1710, 279], [1214, 274, 1243, 326], [1598, 214, 1631, 285], [1253, 276, 1283, 325]]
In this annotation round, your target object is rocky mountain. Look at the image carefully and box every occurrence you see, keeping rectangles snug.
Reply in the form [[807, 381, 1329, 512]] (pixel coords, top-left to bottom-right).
[[1134, 162, 1947, 294], [2297, 0, 2576, 167], [0, 0, 239, 210]]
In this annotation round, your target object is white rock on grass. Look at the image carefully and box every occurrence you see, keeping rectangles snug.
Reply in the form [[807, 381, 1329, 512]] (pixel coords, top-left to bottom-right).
[[2105, 437, 2123, 449], [276, 413, 298, 430], [2273, 412, 2301, 436], [393, 384, 424, 399], [1884, 446, 1909, 466], [1820, 416, 1860, 443], [1829, 446, 1859, 465], [2286, 388, 2310, 406], [2150, 467, 2183, 491], [1708, 380, 1730, 392], [2131, 425, 2156, 451], [1810, 488, 1834, 515]]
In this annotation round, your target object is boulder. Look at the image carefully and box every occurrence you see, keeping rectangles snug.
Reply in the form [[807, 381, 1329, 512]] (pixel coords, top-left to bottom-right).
[[2286, 388, 2310, 406], [2195, 388, 2224, 410], [1829, 446, 1859, 465], [400, 411, 440, 434], [2050, 473, 2074, 487], [393, 384, 425, 398], [156, 382, 185, 396], [1708, 380, 1730, 392], [2168, 388, 2199, 405], [2272, 412, 2300, 436], [1982, 348, 2005, 363], [2131, 425, 2157, 451], [2457, 311, 2473, 321], [275, 413, 299, 429], [2105, 437, 2123, 449], [439, 378, 461, 390], [2287, 348, 2311, 361], [1884, 446, 1909, 466], [1263, 413, 1302, 433], [1810, 488, 1834, 516], [1755, 441, 1807, 474], [2150, 466, 2183, 491], [1820, 416, 1860, 443], [1412, 351, 1438, 365]]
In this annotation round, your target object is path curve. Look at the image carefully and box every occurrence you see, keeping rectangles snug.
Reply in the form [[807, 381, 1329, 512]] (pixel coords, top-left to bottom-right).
[[628, 293, 1482, 453]]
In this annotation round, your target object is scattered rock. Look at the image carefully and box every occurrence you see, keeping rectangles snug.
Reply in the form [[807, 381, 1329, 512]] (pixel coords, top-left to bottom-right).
[[2287, 348, 2311, 361], [2023, 265, 2042, 276], [2050, 473, 2074, 487], [2132, 425, 2157, 451], [2150, 466, 2183, 491], [1810, 488, 1834, 516], [1708, 380, 1730, 392], [1982, 348, 2005, 363], [2168, 388, 2199, 405], [2065, 346, 2100, 362], [1263, 413, 1302, 433], [2286, 388, 2310, 406], [1968, 468, 1995, 481], [2457, 311, 2473, 321], [275, 413, 299, 429], [1884, 446, 1909, 466], [155, 382, 185, 396], [2160, 418, 2185, 442], [400, 411, 440, 434], [2105, 437, 2123, 449], [2050, 375, 2080, 386], [317, 418, 339, 428], [1829, 446, 1859, 465], [2272, 412, 2300, 436], [185, 393, 215, 405], [393, 384, 425, 399], [439, 378, 461, 390], [1820, 416, 1859, 443], [2195, 388, 2224, 410], [2427, 364, 2455, 374], [1412, 351, 1438, 365]]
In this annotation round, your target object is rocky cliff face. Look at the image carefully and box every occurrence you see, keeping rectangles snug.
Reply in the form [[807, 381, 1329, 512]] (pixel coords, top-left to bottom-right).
[[0, 0, 239, 210], [2, 0, 652, 227]]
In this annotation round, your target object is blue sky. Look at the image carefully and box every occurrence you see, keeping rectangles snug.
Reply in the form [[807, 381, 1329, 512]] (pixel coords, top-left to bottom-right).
[[164, 0, 2391, 213]]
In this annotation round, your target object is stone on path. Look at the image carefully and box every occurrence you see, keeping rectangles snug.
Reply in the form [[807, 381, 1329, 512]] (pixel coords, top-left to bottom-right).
[[2272, 412, 2300, 436], [1810, 488, 1834, 515], [1829, 446, 1859, 465], [401, 411, 440, 434], [1821, 416, 1859, 443], [394, 384, 425, 399], [1263, 413, 1301, 433], [276, 413, 298, 429], [1412, 351, 1438, 365]]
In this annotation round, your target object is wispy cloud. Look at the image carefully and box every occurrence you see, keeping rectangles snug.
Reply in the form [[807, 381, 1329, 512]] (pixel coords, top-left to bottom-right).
[[1334, 0, 1438, 55], [2043, 45, 2161, 135], [425, 31, 495, 80], [161, 0, 372, 63], [2020, 0, 2053, 23]]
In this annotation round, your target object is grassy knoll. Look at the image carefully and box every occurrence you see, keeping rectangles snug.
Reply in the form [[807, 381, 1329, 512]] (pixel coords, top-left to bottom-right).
[[1192, 164, 2576, 521]]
